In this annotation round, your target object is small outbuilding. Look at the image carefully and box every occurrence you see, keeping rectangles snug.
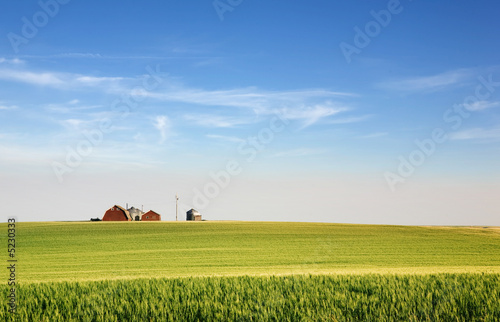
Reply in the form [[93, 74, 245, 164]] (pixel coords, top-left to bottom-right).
[[186, 209, 202, 221], [142, 210, 161, 221], [102, 205, 131, 221]]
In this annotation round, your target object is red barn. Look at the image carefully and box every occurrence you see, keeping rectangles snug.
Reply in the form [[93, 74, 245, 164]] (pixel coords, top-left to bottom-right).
[[102, 205, 131, 221], [142, 210, 161, 221]]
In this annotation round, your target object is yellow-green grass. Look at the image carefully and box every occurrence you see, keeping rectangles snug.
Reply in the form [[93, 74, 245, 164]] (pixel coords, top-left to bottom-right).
[[3, 274, 500, 321], [2, 221, 499, 283]]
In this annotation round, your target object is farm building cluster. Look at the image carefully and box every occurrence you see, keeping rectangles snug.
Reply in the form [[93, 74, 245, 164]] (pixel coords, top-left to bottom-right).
[[98, 205, 202, 222], [102, 205, 161, 221]]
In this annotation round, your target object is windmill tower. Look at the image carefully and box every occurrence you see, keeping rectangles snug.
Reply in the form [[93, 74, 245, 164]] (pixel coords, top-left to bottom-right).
[[175, 193, 179, 221]]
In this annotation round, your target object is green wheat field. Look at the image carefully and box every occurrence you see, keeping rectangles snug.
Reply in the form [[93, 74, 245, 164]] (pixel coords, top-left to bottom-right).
[[2, 221, 500, 320]]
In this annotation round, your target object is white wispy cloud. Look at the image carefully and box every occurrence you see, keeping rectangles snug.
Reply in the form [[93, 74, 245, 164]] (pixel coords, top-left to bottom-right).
[[0, 57, 24, 65], [0, 65, 360, 129], [59, 118, 87, 131], [153, 115, 170, 143], [0, 69, 66, 87], [464, 100, 500, 111], [53, 111, 128, 134], [45, 102, 103, 114], [183, 114, 252, 128], [0, 104, 18, 110], [278, 102, 348, 128], [142, 86, 355, 128], [0, 68, 128, 91], [75, 75, 125, 86], [20, 53, 178, 60], [450, 127, 500, 140], [55, 53, 103, 59], [147, 87, 354, 128], [146, 87, 353, 113], [378, 68, 473, 92], [326, 114, 373, 124]]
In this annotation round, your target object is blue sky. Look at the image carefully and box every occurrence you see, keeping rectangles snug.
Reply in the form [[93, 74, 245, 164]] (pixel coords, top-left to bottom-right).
[[1, 0, 499, 224]]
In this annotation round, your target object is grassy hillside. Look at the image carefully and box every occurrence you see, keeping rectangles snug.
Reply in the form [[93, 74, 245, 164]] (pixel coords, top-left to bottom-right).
[[2, 221, 499, 283]]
